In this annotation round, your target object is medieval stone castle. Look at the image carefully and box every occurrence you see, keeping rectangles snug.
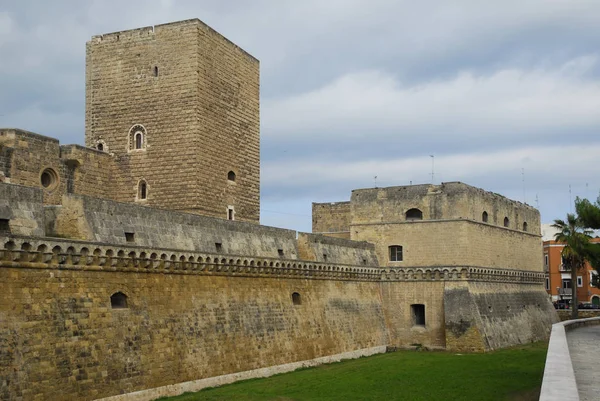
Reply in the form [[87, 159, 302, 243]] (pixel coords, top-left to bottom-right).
[[0, 19, 557, 401]]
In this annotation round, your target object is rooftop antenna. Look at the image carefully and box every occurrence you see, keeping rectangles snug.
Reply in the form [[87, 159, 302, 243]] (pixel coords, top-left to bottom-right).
[[430, 155, 434, 184], [569, 184, 572, 212], [521, 168, 526, 203]]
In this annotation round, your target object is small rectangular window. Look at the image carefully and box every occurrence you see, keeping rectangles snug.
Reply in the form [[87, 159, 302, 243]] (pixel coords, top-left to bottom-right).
[[278, 249, 284, 257], [545, 277, 550, 291], [411, 304, 425, 326], [544, 254, 548, 267], [389, 245, 403, 262], [227, 207, 234, 221], [577, 276, 583, 287], [323, 253, 327, 261], [0, 219, 9, 233], [215, 242, 222, 252], [125, 232, 135, 243]]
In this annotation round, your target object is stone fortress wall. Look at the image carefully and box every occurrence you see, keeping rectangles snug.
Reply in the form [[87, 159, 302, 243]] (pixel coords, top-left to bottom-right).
[[85, 19, 260, 222], [313, 182, 542, 270], [0, 182, 556, 400]]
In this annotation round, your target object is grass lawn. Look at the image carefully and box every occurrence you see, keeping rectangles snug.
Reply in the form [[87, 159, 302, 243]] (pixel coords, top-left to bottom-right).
[[158, 342, 547, 401]]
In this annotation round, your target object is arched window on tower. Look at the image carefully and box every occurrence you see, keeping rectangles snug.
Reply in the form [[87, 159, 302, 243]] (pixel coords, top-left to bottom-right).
[[482, 211, 488, 222], [135, 132, 143, 149], [504, 217, 510, 228], [405, 208, 423, 221], [138, 180, 147, 200], [228, 171, 236, 182], [128, 124, 146, 151]]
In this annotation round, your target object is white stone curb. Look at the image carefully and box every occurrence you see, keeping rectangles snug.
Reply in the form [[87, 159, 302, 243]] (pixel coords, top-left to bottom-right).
[[539, 317, 600, 401]]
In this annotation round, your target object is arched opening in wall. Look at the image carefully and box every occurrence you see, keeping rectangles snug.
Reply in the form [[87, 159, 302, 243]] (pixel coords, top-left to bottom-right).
[[40, 168, 59, 190], [110, 292, 128, 309], [135, 133, 143, 149], [97, 143, 104, 151], [523, 222, 528, 232], [129, 124, 146, 151], [405, 208, 423, 221], [389, 245, 403, 262], [227, 171, 236, 182], [138, 180, 147, 200], [591, 295, 600, 306], [503, 217, 510, 227], [411, 304, 425, 326], [292, 292, 301, 305], [482, 211, 488, 222]]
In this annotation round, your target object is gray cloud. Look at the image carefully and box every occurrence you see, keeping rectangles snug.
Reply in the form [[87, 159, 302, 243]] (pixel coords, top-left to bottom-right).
[[1, 0, 600, 232]]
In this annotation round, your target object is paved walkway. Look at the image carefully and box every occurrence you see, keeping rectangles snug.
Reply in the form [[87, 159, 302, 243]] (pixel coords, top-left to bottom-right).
[[566, 324, 600, 401]]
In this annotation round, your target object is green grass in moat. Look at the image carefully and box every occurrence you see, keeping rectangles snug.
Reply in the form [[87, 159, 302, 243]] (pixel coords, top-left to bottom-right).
[[157, 342, 547, 401]]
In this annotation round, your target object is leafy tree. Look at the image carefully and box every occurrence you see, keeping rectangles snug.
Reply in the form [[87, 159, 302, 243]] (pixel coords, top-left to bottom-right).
[[552, 214, 592, 319], [576, 196, 600, 229], [575, 197, 600, 285]]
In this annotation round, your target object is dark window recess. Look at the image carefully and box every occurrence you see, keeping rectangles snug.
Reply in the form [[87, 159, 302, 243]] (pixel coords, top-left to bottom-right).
[[523, 222, 528, 232], [97, 143, 104, 151], [405, 208, 423, 221], [323, 254, 327, 261], [292, 292, 301, 305], [154, 66, 159, 77], [362, 258, 367, 265], [135, 133, 143, 149], [215, 242, 222, 252], [228, 208, 234, 220], [278, 249, 284, 257], [125, 232, 135, 242], [111, 292, 128, 309], [482, 211, 488, 222], [228, 171, 236, 182], [389, 245, 403, 262], [504, 217, 510, 227], [0, 219, 10, 233], [411, 304, 425, 326], [139, 181, 147, 200]]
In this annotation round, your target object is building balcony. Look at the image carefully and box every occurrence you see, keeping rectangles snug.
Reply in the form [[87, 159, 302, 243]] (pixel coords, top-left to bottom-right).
[[558, 288, 572, 297]]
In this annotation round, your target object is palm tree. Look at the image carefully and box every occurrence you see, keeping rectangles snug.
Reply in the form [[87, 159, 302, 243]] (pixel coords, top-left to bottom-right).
[[552, 214, 592, 319]]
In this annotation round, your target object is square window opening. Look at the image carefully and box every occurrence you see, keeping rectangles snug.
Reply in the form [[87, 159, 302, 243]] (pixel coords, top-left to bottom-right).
[[125, 232, 135, 243], [411, 304, 426, 326], [389, 245, 403, 262], [278, 249, 284, 257], [215, 242, 222, 252], [0, 219, 9, 233]]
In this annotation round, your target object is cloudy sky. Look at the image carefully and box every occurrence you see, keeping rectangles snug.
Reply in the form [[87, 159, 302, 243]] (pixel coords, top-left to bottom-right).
[[1, 0, 600, 232]]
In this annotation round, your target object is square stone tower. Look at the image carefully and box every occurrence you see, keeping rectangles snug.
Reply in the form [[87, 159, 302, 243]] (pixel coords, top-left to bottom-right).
[[85, 19, 260, 222]]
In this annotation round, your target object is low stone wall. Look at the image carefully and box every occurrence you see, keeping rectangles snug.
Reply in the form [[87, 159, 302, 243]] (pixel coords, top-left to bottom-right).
[[557, 310, 600, 321], [539, 317, 600, 401]]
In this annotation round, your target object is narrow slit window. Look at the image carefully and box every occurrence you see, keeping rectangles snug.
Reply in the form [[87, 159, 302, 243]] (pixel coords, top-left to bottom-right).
[[227, 207, 234, 221], [154, 66, 159, 77], [323, 253, 327, 262], [503, 217, 509, 227], [523, 222, 528, 232], [138, 180, 147, 200], [135, 133, 143, 149], [482, 211, 488, 222]]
